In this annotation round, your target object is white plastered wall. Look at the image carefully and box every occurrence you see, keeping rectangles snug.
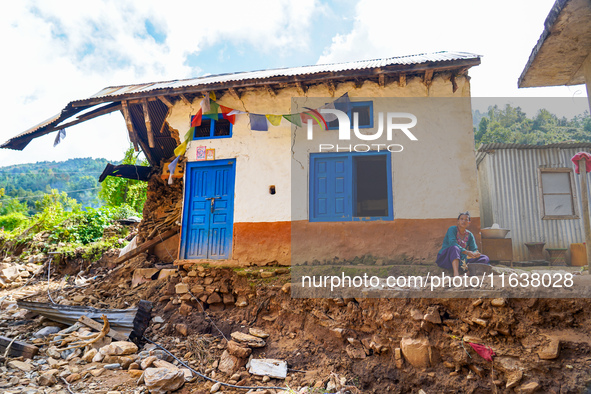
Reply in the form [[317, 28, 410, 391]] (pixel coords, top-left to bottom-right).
[[166, 73, 478, 223]]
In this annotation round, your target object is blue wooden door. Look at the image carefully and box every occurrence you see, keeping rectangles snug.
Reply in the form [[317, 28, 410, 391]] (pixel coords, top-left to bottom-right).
[[311, 155, 352, 221], [182, 160, 235, 259]]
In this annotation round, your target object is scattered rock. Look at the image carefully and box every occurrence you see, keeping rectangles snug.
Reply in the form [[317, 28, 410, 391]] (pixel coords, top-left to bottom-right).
[[46, 346, 61, 359], [129, 369, 144, 378], [207, 292, 223, 304], [104, 363, 121, 370], [235, 296, 249, 307], [491, 298, 506, 307], [516, 381, 540, 393], [281, 283, 291, 293], [37, 372, 57, 387], [82, 348, 98, 362], [90, 368, 105, 377], [506, 370, 523, 389], [65, 373, 81, 383], [249, 358, 287, 379], [400, 337, 432, 369], [8, 360, 33, 372], [218, 350, 240, 374], [410, 308, 423, 321], [144, 367, 185, 394], [538, 339, 560, 360], [424, 311, 442, 324], [231, 332, 266, 348], [227, 340, 252, 358], [210, 382, 221, 393], [99, 341, 139, 356], [345, 345, 366, 359], [34, 326, 61, 338], [260, 271, 274, 278], [142, 356, 158, 370], [175, 283, 189, 294], [153, 316, 165, 324], [175, 323, 188, 336], [249, 328, 270, 339]]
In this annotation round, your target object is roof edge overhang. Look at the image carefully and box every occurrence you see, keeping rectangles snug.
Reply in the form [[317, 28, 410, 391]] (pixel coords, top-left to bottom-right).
[[518, 0, 591, 88], [2, 53, 481, 155]]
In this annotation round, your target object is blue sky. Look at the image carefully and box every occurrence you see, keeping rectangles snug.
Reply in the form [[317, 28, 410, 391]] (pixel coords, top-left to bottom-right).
[[0, 0, 587, 167]]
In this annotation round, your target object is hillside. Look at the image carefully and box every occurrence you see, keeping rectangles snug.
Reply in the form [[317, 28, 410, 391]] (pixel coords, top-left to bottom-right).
[[0, 157, 115, 214]]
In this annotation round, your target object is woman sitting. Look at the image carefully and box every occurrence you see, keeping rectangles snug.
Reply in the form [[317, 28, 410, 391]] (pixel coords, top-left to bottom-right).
[[436, 212, 490, 276]]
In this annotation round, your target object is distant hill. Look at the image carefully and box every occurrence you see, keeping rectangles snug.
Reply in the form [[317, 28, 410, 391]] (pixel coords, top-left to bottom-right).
[[0, 158, 118, 214]]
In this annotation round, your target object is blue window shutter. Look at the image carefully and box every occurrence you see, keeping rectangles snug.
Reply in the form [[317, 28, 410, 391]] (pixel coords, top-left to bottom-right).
[[312, 156, 352, 221]]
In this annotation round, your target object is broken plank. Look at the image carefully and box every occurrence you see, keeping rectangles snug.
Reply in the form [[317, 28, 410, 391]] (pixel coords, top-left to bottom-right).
[[115, 228, 179, 265], [121, 101, 139, 151], [158, 96, 174, 108], [78, 315, 128, 341], [142, 98, 154, 148], [0, 336, 39, 359]]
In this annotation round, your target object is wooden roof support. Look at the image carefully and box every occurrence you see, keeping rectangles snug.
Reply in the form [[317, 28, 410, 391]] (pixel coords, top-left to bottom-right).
[[327, 81, 336, 96], [141, 98, 154, 148], [378, 74, 386, 87], [180, 94, 191, 105], [450, 74, 458, 93], [295, 81, 307, 95], [158, 96, 174, 108], [121, 101, 139, 151], [159, 107, 173, 135], [45, 103, 122, 134], [353, 78, 364, 89], [399, 73, 407, 87], [266, 86, 277, 97], [424, 70, 433, 87], [228, 88, 241, 100]]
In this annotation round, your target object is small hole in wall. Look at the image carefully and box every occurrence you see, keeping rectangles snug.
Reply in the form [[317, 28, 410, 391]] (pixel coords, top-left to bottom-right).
[[269, 185, 276, 195]]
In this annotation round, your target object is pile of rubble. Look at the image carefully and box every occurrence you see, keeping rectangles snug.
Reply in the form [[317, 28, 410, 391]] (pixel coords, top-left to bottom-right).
[[0, 260, 43, 288]]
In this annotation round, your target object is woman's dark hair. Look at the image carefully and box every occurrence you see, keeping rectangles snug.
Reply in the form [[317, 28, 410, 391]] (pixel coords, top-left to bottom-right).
[[457, 211, 471, 220]]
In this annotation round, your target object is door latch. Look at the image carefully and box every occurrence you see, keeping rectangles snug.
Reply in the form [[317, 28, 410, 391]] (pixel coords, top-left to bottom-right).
[[205, 196, 221, 213]]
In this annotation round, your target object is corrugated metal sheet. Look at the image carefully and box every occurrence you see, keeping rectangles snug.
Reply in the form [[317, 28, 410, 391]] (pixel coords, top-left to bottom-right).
[[83, 51, 481, 102], [478, 146, 590, 261]]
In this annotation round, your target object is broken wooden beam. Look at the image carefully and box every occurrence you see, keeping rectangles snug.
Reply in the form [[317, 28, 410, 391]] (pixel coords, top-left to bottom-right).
[[398, 73, 407, 87], [121, 101, 139, 151], [180, 94, 191, 105], [142, 98, 154, 148], [0, 336, 39, 359], [16, 300, 152, 340], [78, 315, 129, 342], [115, 227, 179, 265], [158, 95, 174, 108]]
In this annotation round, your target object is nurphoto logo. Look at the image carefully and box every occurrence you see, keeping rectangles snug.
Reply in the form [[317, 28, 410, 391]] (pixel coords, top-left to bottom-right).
[[306, 109, 418, 152]]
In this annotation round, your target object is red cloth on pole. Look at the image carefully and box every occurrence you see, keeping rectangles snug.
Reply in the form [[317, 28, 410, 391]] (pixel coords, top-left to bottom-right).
[[571, 152, 591, 174], [468, 342, 495, 361]]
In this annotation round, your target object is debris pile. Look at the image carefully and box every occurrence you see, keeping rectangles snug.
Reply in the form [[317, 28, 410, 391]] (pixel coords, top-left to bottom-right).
[[136, 171, 183, 244]]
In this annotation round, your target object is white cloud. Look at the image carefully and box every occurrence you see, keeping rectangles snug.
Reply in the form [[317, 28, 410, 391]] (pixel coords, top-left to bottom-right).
[[0, 0, 320, 166], [318, 0, 588, 99]]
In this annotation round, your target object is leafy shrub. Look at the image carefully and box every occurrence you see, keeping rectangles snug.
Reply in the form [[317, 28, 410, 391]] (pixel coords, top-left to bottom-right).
[[0, 212, 29, 232]]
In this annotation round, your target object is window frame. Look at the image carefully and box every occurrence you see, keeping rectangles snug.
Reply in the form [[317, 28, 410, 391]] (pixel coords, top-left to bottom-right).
[[326, 101, 374, 130], [191, 114, 233, 140], [537, 167, 579, 220], [309, 151, 393, 222]]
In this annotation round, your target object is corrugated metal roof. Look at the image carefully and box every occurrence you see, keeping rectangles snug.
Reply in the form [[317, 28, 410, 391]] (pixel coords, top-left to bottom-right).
[[83, 51, 481, 102], [476, 142, 591, 166], [479, 142, 591, 151]]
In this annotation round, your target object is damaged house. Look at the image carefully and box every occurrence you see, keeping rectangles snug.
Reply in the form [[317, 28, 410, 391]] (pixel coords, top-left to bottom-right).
[[2, 51, 482, 267]]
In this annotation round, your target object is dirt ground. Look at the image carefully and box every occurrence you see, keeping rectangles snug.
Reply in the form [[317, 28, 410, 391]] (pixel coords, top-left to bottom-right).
[[2, 254, 591, 394]]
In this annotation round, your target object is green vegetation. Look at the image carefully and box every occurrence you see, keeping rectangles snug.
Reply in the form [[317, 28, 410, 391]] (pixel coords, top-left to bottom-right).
[[98, 146, 148, 213], [474, 105, 591, 146], [0, 146, 148, 263]]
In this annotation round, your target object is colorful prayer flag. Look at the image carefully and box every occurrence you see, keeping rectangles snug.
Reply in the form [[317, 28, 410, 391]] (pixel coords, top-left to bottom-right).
[[204, 101, 220, 120], [53, 129, 66, 147], [305, 108, 328, 130], [283, 114, 302, 127], [167, 155, 180, 185], [468, 343, 495, 362], [266, 114, 282, 126], [191, 109, 203, 127], [250, 114, 268, 131], [220, 105, 236, 125]]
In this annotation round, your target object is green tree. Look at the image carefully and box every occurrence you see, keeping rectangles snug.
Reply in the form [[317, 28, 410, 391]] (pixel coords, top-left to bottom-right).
[[98, 145, 148, 214]]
